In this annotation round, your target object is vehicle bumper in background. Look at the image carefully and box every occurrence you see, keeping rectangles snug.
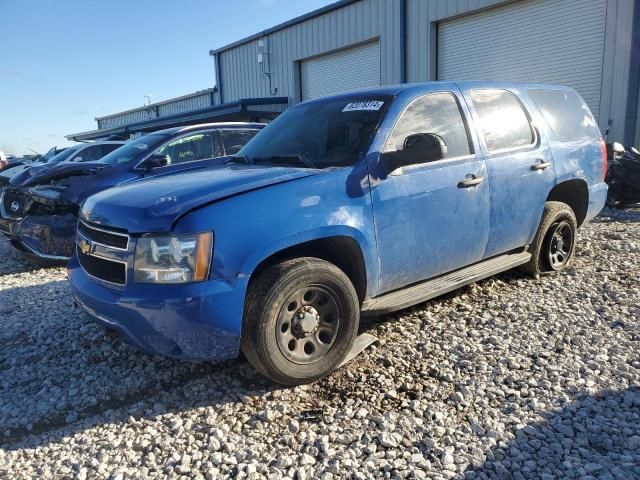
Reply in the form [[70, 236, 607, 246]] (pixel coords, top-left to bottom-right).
[[68, 257, 247, 361], [585, 182, 608, 223], [0, 214, 75, 261]]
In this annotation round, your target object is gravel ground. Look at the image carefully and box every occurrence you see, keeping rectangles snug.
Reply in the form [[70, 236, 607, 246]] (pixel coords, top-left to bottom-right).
[[1, 208, 639, 479]]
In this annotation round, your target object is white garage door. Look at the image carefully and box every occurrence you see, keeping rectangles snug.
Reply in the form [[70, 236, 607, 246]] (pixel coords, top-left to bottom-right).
[[438, 0, 606, 118], [301, 41, 381, 101]]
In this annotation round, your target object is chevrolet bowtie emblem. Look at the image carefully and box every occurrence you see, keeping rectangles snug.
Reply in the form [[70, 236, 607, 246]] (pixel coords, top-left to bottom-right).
[[79, 239, 91, 255]]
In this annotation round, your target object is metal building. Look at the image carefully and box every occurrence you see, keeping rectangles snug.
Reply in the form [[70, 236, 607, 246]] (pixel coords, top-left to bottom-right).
[[67, 89, 287, 142], [209, 0, 640, 145]]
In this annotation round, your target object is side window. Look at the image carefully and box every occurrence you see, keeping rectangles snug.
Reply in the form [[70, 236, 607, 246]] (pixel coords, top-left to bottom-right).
[[221, 129, 259, 155], [528, 89, 600, 142], [155, 132, 215, 164], [99, 143, 123, 158], [386, 92, 471, 159], [75, 145, 103, 163], [470, 89, 534, 152]]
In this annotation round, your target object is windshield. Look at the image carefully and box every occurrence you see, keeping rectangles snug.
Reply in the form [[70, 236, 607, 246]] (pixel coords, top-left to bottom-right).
[[48, 146, 80, 163], [97, 134, 168, 165], [238, 96, 392, 168]]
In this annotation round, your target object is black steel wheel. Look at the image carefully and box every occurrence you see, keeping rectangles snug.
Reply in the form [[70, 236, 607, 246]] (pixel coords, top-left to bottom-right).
[[241, 257, 360, 385], [545, 220, 573, 270], [276, 285, 341, 365], [521, 201, 577, 276]]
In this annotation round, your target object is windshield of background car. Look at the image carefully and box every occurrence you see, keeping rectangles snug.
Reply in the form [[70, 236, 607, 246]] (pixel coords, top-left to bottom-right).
[[238, 96, 392, 168], [48, 146, 81, 163], [97, 134, 169, 165]]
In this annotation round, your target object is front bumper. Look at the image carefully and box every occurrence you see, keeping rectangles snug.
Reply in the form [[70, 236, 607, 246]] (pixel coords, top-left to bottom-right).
[[68, 256, 247, 361], [0, 214, 75, 261]]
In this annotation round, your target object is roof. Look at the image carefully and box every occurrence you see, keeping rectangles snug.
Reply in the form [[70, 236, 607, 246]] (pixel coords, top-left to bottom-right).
[[95, 88, 216, 122], [150, 122, 266, 136], [298, 80, 575, 104], [67, 97, 288, 142], [209, 0, 360, 55]]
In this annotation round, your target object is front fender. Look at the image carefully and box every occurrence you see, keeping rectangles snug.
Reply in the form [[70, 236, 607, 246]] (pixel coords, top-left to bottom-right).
[[174, 168, 379, 298], [239, 225, 376, 294]]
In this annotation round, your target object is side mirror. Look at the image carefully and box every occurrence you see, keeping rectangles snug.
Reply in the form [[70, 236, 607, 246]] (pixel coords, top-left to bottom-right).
[[381, 133, 447, 173], [143, 153, 170, 170]]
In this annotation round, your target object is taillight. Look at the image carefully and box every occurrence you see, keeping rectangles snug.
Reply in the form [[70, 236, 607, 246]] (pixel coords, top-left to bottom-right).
[[600, 138, 607, 180]]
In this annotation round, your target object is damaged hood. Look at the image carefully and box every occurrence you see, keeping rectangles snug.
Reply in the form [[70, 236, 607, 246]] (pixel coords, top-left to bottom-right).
[[81, 165, 322, 232], [12, 161, 109, 187]]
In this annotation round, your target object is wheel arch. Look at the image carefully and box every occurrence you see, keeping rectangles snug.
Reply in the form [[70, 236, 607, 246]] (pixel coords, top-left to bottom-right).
[[546, 179, 589, 227], [244, 230, 371, 303]]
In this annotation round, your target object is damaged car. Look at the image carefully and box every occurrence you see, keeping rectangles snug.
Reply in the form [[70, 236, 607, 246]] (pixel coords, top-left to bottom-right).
[[0, 141, 125, 187], [0, 123, 264, 263]]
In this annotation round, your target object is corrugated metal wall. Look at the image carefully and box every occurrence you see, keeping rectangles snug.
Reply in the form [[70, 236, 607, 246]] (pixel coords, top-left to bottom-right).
[[217, 0, 401, 103], [214, 0, 637, 143], [405, 0, 638, 143], [437, 0, 606, 118], [300, 40, 381, 100], [97, 91, 214, 130]]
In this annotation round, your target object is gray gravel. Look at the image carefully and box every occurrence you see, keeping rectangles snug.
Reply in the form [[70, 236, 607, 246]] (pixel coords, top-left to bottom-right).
[[1, 208, 639, 479]]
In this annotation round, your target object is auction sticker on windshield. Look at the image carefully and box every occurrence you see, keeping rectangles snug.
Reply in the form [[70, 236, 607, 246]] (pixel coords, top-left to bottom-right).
[[342, 101, 385, 112]]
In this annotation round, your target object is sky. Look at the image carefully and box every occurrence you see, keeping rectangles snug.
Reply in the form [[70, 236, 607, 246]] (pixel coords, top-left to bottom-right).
[[0, 0, 334, 155]]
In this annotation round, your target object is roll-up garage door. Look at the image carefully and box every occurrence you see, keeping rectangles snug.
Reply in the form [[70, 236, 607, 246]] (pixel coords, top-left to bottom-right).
[[301, 41, 381, 101], [437, 0, 606, 118]]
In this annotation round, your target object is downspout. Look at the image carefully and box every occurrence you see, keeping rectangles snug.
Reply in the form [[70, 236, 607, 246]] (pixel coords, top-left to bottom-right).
[[209, 50, 224, 105], [400, 0, 407, 84]]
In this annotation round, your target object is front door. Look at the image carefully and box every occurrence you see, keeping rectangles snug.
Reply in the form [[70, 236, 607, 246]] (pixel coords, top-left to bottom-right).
[[460, 86, 557, 258], [369, 90, 491, 294]]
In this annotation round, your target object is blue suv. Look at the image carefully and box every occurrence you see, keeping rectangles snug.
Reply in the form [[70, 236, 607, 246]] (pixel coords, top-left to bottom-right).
[[69, 82, 607, 384], [0, 123, 263, 263]]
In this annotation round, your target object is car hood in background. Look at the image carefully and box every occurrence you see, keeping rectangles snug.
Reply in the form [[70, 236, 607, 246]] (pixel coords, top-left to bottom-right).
[[81, 165, 322, 233], [12, 161, 108, 187]]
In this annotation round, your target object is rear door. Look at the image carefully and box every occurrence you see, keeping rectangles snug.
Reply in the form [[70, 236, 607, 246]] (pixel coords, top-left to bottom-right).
[[370, 89, 491, 293], [459, 86, 557, 257]]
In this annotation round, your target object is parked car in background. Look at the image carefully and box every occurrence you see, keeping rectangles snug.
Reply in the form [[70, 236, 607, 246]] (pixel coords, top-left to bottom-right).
[[0, 123, 264, 263], [0, 141, 125, 187], [68, 82, 607, 385]]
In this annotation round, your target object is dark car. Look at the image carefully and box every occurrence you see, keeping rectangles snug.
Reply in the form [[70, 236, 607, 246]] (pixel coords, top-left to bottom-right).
[[0, 123, 264, 263], [0, 142, 125, 187]]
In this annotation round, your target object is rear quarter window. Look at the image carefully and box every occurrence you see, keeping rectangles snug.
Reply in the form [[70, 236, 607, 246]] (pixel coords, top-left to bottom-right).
[[528, 89, 600, 142], [470, 89, 535, 152]]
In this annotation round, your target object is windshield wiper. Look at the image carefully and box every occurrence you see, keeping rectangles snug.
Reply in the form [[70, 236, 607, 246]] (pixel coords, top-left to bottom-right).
[[252, 155, 317, 169], [226, 154, 251, 164]]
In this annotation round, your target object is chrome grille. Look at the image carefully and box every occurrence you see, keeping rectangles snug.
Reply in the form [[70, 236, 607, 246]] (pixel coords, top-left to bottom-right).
[[77, 247, 126, 285], [78, 220, 129, 250]]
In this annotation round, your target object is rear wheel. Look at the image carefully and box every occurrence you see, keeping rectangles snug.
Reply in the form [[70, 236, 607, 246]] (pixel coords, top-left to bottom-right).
[[522, 201, 577, 276], [241, 257, 360, 385]]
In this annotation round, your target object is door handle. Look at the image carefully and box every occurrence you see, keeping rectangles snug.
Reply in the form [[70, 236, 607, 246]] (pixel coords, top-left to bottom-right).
[[531, 160, 552, 171], [458, 174, 485, 188]]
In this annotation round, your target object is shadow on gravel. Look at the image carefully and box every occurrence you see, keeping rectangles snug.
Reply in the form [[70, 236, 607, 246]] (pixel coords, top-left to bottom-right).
[[0, 280, 279, 452], [467, 388, 640, 479], [592, 208, 640, 224]]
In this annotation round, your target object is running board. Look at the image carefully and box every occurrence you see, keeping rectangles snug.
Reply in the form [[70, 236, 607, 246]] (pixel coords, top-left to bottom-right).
[[361, 251, 531, 316]]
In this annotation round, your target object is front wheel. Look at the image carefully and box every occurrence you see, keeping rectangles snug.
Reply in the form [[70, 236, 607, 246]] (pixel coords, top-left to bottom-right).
[[521, 201, 577, 276], [241, 257, 360, 385]]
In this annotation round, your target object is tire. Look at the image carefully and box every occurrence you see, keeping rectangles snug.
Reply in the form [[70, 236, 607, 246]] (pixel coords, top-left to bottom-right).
[[521, 201, 577, 276], [241, 257, 360, 385]]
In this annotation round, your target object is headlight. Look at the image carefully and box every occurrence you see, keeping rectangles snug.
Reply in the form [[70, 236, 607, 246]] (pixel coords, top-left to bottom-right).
[[134, 232, 212, 284]]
